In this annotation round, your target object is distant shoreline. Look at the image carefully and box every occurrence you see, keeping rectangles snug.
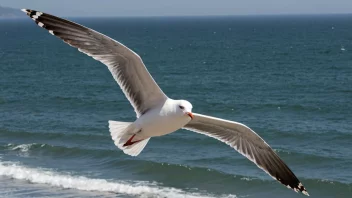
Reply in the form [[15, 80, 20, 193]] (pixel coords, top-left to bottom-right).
[[0, 16, 25, 19], [0, 5, 24, 18]]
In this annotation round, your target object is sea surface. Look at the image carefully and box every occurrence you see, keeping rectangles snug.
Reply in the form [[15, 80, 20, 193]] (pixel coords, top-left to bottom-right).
[[0, 14, 352, 198]]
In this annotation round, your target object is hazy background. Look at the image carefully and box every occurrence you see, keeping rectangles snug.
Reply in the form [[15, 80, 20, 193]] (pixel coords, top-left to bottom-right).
[[1, 0, 352, 17]]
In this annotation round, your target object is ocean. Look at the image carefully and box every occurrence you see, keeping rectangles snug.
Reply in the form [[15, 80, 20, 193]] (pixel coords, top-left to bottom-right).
[[0, 14, 351, 198]]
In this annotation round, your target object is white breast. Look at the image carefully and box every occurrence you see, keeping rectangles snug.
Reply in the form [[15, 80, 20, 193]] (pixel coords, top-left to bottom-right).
[[134, 99, 191, 137]]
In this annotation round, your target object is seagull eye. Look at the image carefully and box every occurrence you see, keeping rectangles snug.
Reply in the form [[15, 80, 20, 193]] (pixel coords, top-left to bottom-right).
[[179, 105, 184, 110]]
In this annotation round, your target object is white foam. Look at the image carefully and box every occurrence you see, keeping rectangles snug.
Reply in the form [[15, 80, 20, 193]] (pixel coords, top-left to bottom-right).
[[0, 161, 235, 198], [240, 177, 254, 181], [7, 143, 46, 154], [8, 143, 36, 152]]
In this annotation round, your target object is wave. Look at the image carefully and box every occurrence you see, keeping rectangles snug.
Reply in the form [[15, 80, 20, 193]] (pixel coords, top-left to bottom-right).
[[1, 143, 259, 180], [2, 142, 344, 171], [0, 127, 107, 139], [1, 144, 351, 196], [2, 143, 120, 160], [0, 160, 236, 198], [7, 143, 45, 152], [1, 159, 351, 198]]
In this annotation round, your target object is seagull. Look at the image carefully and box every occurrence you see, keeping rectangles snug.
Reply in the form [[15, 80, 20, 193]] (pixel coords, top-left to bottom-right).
[[21, 9, 309, 196]]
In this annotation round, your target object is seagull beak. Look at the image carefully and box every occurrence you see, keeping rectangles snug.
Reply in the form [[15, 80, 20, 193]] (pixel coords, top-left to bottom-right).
[[186, 112, 194, 120]]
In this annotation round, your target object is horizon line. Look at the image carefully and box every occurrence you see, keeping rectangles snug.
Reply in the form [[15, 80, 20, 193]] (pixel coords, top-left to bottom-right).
[[2, 7, 352, 19], [12, 11, 352, 19], [68, 12, 352, 18]]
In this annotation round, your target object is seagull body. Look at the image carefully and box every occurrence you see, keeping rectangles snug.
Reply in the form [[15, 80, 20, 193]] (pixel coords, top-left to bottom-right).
[[113, 99, 193, 149], [21, 9, 309, 196]]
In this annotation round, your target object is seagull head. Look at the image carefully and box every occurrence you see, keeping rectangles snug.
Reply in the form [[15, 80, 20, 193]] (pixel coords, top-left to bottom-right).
[[176, 100, 194, 120]]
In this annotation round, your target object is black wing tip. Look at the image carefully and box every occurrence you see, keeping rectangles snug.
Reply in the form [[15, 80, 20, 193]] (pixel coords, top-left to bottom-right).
[[282, 180, 309, 196], [295, 182, 309, 196], [21, 8, 43, 21], [274, 174, 309, 196], [20, 8, 29, 13], [21, 8, 41, 17], [21, 8, 56, 35]]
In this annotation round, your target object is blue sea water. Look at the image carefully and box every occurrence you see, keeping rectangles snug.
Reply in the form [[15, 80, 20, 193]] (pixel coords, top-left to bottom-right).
[[0, 14, 352, 198]]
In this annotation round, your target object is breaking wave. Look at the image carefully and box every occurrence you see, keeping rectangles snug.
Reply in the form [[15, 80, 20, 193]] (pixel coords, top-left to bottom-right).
[[0, 161, 236, 198]]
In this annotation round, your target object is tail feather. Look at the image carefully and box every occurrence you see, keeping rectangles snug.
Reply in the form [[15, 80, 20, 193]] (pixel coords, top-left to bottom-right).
[[123, 138, 150, 156], [108, 120, 149, 156], [108, 120, 134, 149]]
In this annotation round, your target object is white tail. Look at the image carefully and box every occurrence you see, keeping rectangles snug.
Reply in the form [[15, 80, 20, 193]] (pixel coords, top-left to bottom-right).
[[123, 138, 150, 156], [108, 120, 150, 156]]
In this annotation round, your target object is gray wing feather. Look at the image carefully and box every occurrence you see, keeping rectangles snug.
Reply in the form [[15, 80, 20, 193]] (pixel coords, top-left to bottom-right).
[[183, 113, 309, 196], [22, 9, 168, 117]]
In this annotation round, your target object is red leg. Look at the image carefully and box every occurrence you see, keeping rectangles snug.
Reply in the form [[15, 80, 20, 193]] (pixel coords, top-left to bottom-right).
[[123, 134, 143, 147]]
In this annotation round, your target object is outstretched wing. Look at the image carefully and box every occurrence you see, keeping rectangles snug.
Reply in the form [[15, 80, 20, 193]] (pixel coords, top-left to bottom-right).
[[22, 9, 168, 117], [184, 113, 309, 196]]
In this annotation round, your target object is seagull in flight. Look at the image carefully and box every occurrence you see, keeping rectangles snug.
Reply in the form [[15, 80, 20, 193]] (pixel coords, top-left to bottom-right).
[[21, 9, 309, 196]]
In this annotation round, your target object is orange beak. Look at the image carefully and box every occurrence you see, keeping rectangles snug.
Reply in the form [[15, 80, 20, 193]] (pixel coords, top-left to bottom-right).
[[186, 112, 194, 119]]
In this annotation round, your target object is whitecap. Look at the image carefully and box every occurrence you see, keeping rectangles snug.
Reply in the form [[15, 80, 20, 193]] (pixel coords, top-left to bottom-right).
[[10, 143, 36, 152], [0, 161, 236, 198]]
